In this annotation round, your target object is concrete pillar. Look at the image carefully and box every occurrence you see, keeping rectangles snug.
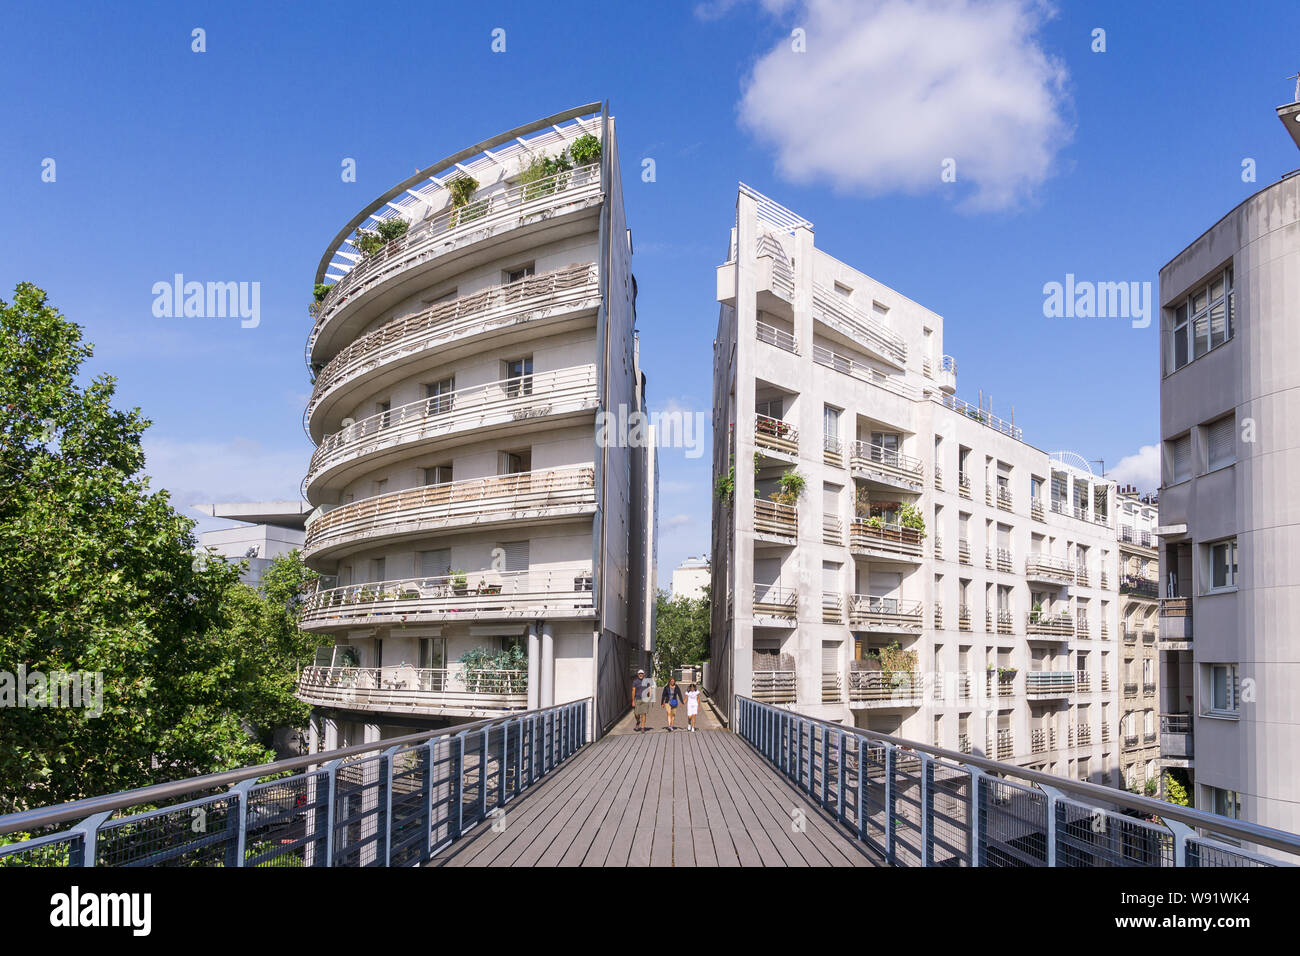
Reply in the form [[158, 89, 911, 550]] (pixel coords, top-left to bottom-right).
[[308, 712, 321, 758], [323, 716, 339, 753], [541, 623, 555, 707], [527, 626, 541, 710]]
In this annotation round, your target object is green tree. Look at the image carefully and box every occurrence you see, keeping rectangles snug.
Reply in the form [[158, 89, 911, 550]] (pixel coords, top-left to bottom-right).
[[653, 588, 710, 683], [1163, 771, 1191, 807], [0, 283, 319, 812]]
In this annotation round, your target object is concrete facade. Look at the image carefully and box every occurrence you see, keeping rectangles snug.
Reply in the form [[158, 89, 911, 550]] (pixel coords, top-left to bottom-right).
[[296, 104, 655, 747], [1116, 488, 1161, 790], [1156, 113, 1300, 831], [710, 185, 1123, 786], [671, 557, 711, 600], [195, 500, 309, 587]]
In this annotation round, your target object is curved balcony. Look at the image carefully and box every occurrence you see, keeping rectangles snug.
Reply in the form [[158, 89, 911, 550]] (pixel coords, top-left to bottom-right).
[[847, 595, 923, 632], [298, 568, 595, 630], [848, 518, 924, 562], [848, 441, 924, 492], [305, 264, 599, 438], [296, 665, 527, 718], [309, 163, 602, 362], [810, 283, 907, 367], [304, 365, 598, 497], [304, 465, 596, 560]]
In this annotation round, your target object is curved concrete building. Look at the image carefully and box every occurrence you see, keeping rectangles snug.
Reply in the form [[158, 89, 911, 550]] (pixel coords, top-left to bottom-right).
[[1156, 101, 1300, 832], [295, 103, 654, 750]]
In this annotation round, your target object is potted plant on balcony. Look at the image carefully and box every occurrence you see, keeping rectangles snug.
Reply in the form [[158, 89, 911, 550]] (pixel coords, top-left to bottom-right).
[[897, 502, 927, 539], [567, 133, 602, 167], [446, 174, 484, 228], [770, 469, 806, 506], [451, 570, 469, 595], [997, 666, 1018, 680], [519, 150, 573, 201]]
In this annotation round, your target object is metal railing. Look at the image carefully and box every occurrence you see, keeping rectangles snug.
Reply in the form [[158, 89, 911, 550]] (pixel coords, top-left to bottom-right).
[[304, 466, 596, 556], [756, 320, 798, 354], [753, 583, 798, 618], [754, 498, 798, 540], [847, 595, 923, 631], [1025, 671, 1075, 696], [307, 364, 598, 484], [1160, 597, 1193, 641], [1120, 575, 1159, 598], [935, 394, 1023, 441], [822, 513, 843, 545], [849, 518, 924, 558], [734, 696, 1300, 866], [311, 163, 601, 339], [847, 670, 923, 704], [299, 568, 595, 629], [297, 666, 529, 713], [752, 670, 797, 704], [754, 413, 799, 457], [812, 344, 918, 401], [822, 591, 843, 623], [849, 440, 924, 486], [810, 283, 907, 365], [0, 700, 589, 867], [1024, 553, 1075, 581]]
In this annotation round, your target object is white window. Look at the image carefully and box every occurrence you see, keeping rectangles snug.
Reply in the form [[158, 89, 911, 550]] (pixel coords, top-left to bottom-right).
[[424, 465, 453, 486], [1209, 539, 1237, 590], [1207, 664, 1239, 715], [1168, 268, 1233, 373], [1168, 434, 1192, 484], [426, 377, 455, 415], [823, 405, 841, 452], [1206, 415, 1236, 471]]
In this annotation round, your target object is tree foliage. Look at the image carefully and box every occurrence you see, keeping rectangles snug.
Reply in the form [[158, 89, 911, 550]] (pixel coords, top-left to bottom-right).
[[0, 283, 322, 813], [653, 588, 710, 683]]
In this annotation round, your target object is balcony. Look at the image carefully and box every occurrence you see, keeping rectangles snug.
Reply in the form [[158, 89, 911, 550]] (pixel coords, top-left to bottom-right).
[[822, 514, 843, 546], [991, 729, 1014, 761], [957, 733, 972, 755], [1124, 682, 1139, 699], [1119, 525, 1156, 550], [754, 413, 799, 460], [1124, 734, 1139, 748], [299, 568, 595, 630], [1026, 671, 1075, 698], [305, 264, 599, 436], [822, 671, 843, 703], [933, 465, 943, 491], [957, 471, 971, 499], [1025, 553, 1074, 585], [305, 365, 598, 494], [847, 670, 923, 707], [296, 665, 528, 717], [958, 538, 971, 565], [990, 609, 1016, 635], [986, 671, 1016, 698], [849, 441, 924, 492], [1075, 614, 1091, 640], [309, 163, 602, 360], [753, 583, 797, 623], [847, 595, 923, 632], [753, 670, 797, 704], [1076, 670, 1092, 693], [1160, 597, 1193, 642], [1075, 567, 1091, 588], [822, 591, 843, 624], [1030, 498, 1044, 522], [1124, 629, 1138, 645], [823, 435, 844, 468], [304, 466, 596, 559], [756, 320, 798, 354], [1161, 713, 1193, 759], [810, 282, 907, 367], [1030, 728, 1056, 755], [812, 344, 918, 401], [958, 604, 972, 631], [1143, 681, 1157, 696], [754, 498, 798, 543], [996, 487, 1014, 512], [1076, 724, 1093, 747], [1120, 575, 1159, 599], [937, 354, 956, 393], [848, 518, 924, 561], [995, 548, 1013, 573], [1026, 611, 1073, 640]]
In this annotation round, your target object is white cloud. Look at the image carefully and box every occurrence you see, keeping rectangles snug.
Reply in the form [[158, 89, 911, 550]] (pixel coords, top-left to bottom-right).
[[1109, 444, 1159, 493], [736, 0, 1072, 211], [663, 513, 696, 531]]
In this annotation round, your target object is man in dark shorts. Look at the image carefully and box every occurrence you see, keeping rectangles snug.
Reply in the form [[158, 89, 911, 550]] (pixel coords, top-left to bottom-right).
[[631, 668, 653, 732]]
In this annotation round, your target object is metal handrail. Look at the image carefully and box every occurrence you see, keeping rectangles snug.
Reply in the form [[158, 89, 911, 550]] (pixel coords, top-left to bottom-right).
[[0, 699, 591, 866], [756, 320, 798, 354], [810, 282, 907, 364], [812, 344, 919, 400], [848, 440, 924, 478], [734, 696, 1300, 863]]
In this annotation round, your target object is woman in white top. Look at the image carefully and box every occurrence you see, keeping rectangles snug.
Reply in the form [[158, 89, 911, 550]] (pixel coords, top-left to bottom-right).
[[685, 683, 701, 732]]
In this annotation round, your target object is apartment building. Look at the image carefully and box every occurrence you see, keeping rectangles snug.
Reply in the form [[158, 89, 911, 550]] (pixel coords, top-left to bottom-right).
[[710, 185, 1122, 785], [1155, 97, 1300, 832], [294, 102, 654, 749], [194, 499, 310, 587], [1116, 487, 1160, 790]]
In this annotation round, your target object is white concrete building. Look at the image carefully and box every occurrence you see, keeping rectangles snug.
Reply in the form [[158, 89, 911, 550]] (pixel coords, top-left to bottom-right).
[[1116, 487, 1161, 790], [1155, 97, 1300, 832], [195, 500, 310, 586], [710, 185, 1122, 785], [671, 556, 711, 600], [295, 103, 655, 749]]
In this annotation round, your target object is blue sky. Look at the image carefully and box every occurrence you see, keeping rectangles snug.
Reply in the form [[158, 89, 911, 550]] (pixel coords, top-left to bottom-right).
[[2, 0, 1298, 580]]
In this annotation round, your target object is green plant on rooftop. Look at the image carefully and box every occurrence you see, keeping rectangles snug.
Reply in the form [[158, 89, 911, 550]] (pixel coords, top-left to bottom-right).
[[567, 133, 601, 166]]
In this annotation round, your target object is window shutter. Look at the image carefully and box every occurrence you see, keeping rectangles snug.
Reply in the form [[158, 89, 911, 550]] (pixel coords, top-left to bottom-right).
[[821, 642, 839, 673], [500, 540, 530, 572], [1207, 416, 1235, 470], [419, 549, 451, 577]]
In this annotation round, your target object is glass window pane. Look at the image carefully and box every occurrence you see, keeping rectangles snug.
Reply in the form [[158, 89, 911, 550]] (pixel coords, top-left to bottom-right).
[[1193, 289, 1208, 314], [1212, 667, 1227, 710], [1209, 301, 1226, 348], [1193, 314, 1209, 358], [1173, 325, 1188, 369], [1210, 276, 1224, 302]]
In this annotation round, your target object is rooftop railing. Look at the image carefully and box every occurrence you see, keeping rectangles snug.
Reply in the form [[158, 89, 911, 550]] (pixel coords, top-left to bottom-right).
[[812, 344, 918, 401], [0, 700, 589, 868], [734, 696, 1300, 867], [934, 394, 1023, 441]]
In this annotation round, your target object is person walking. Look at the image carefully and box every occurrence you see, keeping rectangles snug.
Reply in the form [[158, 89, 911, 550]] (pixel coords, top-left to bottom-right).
[[661, 676, 683, 731], [631, 668, 653, 732], [685, 683, 700, 732]]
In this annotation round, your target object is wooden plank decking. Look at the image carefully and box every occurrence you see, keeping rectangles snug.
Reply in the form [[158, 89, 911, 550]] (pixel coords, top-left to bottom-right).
[[430, 721, 882, 867]]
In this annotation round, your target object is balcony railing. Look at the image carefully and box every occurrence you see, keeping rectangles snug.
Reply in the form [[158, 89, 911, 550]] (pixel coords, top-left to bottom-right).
[[849, 519, 924, 559], [1119, 526, 1156, 549], [299, 568, 595, 629], [311, 163, 602, 343], [1161, 713, 1193, 759], [1025, 553, 1075, 583], [996, 487, 1014, 512], [822, 514, 843, 546], [822, 591, 843, 624], [1124, 682, 1139, 698], [1160, 597, 1193, 641], [754, 498, 798, 541], [1076, 670, 1092, 693], [1120, 575, 1159, 598], [847, 670, 923, 705], [932, 673, 972, 703], [848, 440, 924, 488], [811, 344, 918, 401], [810, 282, 907, 365], [307, 365, 598, 487], [822, 671, 843, 703], [1026, 671, 1075, 697], [1031, 498, 1044, 521], [304, 466, 596, 556], [753, 583, 797, 619], [847, 595, 923, 631], [823, 435, 843, 467], [1075, 567, 1091, 588], [995, 548, 1013, 573], [958, 538, 971, 565], [935, 393, 1023, 441], [1026, 611, 1073, 637], [933, 534, 943, 560], [933, 465, 943, 491], [958, 604, 972, 631], [957, 471, 971, 498], [0, 700, 590, 868], [754, 413, 799, 458], [957, 733, 972, 754], [297, 665, 529, 714], [756, 320, 798, 354], [753, 670, 797, 704], [992, 729, 1014, 761], [306, 264, 598, 428]]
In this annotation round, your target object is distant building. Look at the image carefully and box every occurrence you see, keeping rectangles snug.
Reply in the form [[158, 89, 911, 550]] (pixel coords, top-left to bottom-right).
[[195, 500, 311, 586], [672, 556, 710, 600]]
